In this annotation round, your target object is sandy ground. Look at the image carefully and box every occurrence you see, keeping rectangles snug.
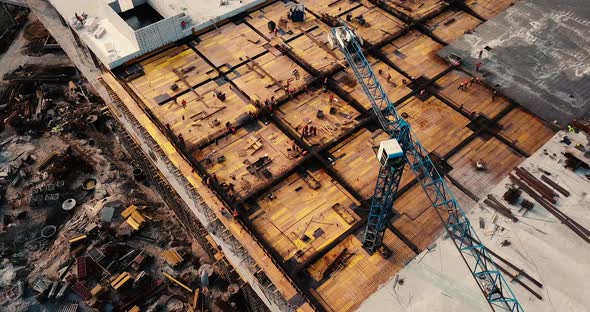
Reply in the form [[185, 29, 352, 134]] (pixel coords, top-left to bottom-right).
[[359, 130, 590, 312]]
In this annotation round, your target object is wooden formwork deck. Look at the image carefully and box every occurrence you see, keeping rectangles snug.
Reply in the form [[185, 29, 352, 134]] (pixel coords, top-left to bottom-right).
[[232, 53, 309, 102], [288, 25, 345, 73], [466, 0, 520, 20], [381, 30, 449, 79], [119, 1, 557, 311], [329, 128, 418, 200], [335, 58, 412, 110], [398, 96, 473, 156], [436, 69, 510, 118], [128, 45, 212, 107], [387, 0, 448, 19], [426, 9, 483, 43], [309, 229, 417, 312], [498, 107, 556, 155], [448, 137, 525, 197], [344, 3, 406, 45], [250, 169, 361, 264], [329, 129, 389, 200], [276, 89, 360, 147], [194, 121, 298, 200], [304, 0, 361, 17], [196, 22, 268, 68], [246, 0, 320, 41]]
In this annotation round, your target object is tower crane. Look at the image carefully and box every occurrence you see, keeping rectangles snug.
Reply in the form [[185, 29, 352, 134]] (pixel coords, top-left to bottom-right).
[[328, 25, 524, 312]]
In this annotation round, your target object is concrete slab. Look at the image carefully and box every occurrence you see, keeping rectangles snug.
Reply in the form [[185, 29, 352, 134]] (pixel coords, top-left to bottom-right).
[[438, 0, 590, 126]]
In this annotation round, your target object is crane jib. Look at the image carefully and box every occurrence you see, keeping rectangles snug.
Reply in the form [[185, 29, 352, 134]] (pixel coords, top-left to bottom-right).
[[330, 25, 524, 312]]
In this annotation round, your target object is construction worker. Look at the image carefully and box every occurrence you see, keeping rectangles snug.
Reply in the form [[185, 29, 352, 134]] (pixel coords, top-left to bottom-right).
[[470, 77, 476, 86], [310, 125, 317, 136], [475, 159, 486, 171], [178, 133, 185, 148], [292, 68, 300, 80], [568, 125, 576, 133], [181, 99, 187, 108]]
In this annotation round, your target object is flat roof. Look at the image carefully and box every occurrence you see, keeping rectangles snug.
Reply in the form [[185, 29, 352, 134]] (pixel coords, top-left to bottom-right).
[[438, 0, 590, 125]]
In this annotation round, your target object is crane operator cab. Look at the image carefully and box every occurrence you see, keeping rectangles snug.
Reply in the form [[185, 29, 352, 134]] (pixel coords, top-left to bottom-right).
[[377, 139, 404, 168], [328, 26, 363, 52]]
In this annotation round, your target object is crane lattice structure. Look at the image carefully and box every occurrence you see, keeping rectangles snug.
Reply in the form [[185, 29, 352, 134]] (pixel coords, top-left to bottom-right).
[[329, 25, 524, 312]]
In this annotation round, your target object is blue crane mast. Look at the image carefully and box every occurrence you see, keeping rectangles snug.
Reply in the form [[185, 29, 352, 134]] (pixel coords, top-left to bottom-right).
[[329, 25, 524, 312]]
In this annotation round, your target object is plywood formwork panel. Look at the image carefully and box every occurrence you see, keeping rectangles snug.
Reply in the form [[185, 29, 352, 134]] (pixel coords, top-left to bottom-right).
[[194, 121, 299, 200], [196, 22, 268, 68], [289, 25, 345, 73], [380, 30, 448, 79], [466, 0, 519, 20], [335, 58, 412, 111], [498, 107, 555, 155], [397, 96, 473, 156], [345, 4, 406, 45], [329, 129, 416, 200], [448, 137, 524, 197], [426, 9, 482, 43], [311, 230, 416, 312], [250, 169, 361, 264], [385, 0, 447, 19], [233, 53, 309, 103], [436, 70, 510, 118], [277, 89, 360, 147]]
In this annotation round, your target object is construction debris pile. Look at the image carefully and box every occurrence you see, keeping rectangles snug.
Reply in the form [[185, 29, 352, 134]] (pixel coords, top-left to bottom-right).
[[0, 68, 244, 311], [22, 19, 62, 56], [0, 5, 28, 55]]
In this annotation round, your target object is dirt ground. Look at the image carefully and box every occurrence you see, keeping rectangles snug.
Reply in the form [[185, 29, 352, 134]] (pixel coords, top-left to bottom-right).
[[0, 15, 71, 81], [0, 15, 241, 312]]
